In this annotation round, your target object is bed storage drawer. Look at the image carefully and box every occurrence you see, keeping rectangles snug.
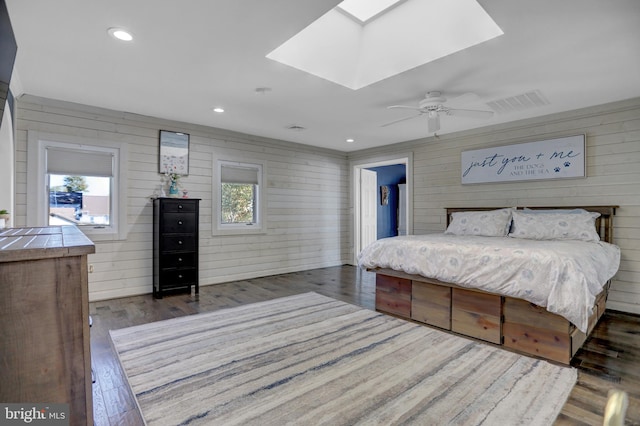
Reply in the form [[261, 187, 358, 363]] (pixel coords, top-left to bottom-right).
[[503, 297, 573, 363], [589, 290, 608, 333], [503, 322, 572, 364], [451, 288, 501, 344], [411, 281, 451, 330], [503, 297, 572, 333], [375, 275, 411, 317]]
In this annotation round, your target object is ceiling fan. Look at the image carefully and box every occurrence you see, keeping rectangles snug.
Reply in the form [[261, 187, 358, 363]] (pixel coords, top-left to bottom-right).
[[382, 91, 494, 133]]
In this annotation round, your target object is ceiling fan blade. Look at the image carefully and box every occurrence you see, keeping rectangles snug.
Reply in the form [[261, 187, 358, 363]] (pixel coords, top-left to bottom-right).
[[448, 108, 494, 119], [387, 105, 423, 111], [427, 111, 440, 133], [381, 114, 422, 127]]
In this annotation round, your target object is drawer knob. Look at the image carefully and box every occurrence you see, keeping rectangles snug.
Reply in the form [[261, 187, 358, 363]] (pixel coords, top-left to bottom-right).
[[178, 240, 183, 245], [178, 257, 183, 262], [178, 205, 183, 209], [178, 220, 183, 225], [178, 274, 183, 279]]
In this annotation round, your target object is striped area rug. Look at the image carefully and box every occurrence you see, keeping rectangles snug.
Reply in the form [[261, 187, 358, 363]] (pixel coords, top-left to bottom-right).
[[110, 292, 576, 425]]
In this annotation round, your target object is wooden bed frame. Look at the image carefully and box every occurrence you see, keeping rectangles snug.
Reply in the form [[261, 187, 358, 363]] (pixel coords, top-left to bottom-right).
[[372, 206, 617, 365]]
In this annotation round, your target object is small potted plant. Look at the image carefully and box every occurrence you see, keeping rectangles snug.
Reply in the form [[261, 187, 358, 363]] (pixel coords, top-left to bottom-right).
[[0, 209, 9, 228]]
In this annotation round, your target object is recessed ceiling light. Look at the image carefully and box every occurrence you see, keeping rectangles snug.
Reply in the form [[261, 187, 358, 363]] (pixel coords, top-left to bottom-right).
[[346, 138, 355, 143], [213, 107, 225, 113], [107, 27, 133, 42]]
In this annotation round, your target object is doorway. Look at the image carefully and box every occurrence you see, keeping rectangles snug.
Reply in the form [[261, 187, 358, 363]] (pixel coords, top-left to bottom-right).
[[352, 154, 412, 264], [365, 164, 406, 239]]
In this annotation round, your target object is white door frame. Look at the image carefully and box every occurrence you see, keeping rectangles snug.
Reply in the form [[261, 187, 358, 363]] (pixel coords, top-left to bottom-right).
[[351, 153, 413, 265]]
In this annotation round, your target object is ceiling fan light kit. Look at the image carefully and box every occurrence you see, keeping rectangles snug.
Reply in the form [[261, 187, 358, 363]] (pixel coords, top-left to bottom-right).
[[384, 91, 494, 133], [427, 110, 440, 133]]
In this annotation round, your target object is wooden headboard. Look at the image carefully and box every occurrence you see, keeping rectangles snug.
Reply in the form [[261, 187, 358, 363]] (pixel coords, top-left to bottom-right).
[[445, 206, 618, 243]]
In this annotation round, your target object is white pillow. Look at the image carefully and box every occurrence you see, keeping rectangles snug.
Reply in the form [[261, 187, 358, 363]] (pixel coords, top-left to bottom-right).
[[522, 208, 589, 215], [509, 210, 601, 241], [445, 208, 513, 237]]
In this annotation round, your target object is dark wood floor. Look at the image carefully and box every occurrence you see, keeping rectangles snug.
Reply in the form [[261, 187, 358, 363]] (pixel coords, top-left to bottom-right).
[[89, 265, 639, 425]]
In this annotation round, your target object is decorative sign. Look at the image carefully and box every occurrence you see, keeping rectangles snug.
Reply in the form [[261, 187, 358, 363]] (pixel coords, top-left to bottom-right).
[[461, 134, 585, 184], [159, 130, 189, 175]]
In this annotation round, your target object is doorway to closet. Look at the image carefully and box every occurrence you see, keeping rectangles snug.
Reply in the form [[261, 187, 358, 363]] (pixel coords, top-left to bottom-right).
[[352, 154, 412, 264]]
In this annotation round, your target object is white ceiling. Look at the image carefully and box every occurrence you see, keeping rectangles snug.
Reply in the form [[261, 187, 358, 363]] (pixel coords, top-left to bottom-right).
[[6, 0, 640, 152]]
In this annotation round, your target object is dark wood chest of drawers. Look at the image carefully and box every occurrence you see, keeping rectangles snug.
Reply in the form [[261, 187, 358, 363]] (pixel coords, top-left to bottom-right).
[[153, 198, 200, 298]]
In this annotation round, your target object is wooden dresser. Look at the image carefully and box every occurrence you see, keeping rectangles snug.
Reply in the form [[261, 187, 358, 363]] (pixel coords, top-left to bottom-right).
[[0, 226, 95, 426], [153, 198, 200, 298]]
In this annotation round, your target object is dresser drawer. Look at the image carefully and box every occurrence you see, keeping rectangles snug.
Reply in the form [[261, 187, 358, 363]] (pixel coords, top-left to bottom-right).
[[161, 235, 196, 252], [160, 213, 197, 234], [162, 200, 197, 213], [160, 252, 196, 269], [160, 269, 197, 288]]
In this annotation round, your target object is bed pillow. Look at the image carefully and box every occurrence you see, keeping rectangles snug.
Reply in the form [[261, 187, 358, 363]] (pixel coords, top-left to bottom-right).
[[509, 210, 601, 241], [522, 208, 589, 214], [445, 208, 513, 237]]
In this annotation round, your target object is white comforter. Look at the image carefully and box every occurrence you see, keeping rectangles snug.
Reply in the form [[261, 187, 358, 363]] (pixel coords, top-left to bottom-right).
[[358, 234, 620, 332]]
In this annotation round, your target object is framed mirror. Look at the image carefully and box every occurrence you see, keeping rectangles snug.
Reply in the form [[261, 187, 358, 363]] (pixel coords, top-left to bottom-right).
[[159, 130, 189, 175]]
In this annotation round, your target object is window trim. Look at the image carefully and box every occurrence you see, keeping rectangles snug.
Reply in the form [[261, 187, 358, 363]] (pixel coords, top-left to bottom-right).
[[213, 157, 266, 235], [27, 131, 128, 241]]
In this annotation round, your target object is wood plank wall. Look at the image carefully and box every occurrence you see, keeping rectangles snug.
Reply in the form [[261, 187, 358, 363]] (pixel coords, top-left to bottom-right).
[[13, 95, 350, 301], [12, 95, 640, 313], [348, 98, 640, 315]]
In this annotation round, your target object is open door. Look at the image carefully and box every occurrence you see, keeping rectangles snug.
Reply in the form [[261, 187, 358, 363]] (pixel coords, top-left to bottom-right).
[[360, 168, 377, 251]]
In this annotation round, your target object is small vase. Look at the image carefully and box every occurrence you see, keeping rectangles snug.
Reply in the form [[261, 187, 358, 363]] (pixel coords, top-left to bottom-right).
[[169, 181, 179, 196]]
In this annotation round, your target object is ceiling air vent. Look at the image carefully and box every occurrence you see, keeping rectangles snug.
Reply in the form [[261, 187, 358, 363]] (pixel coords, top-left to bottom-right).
[[486, 90, 550, 114], [286, 124, 306, 131]]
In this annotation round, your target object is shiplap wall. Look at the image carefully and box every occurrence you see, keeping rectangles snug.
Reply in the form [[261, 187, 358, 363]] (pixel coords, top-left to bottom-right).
[[14, 95, 350, 301], [11, 94, 640, 313], [348, 98, 640, 314]]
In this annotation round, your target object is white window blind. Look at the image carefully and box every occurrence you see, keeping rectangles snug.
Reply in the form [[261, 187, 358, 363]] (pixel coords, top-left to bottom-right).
[[46, 147, 114, 177], [220, 164, 259, 185]]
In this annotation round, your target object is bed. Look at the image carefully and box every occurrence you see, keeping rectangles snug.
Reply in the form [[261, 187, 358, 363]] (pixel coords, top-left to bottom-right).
[[358, 206, 621, 364]]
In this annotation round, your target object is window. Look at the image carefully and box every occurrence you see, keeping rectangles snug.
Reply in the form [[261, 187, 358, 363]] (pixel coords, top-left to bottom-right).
[[46, 146, 114, 227], [215, 160, 264, 234], [49, 174, 111, 226], [27, 132, 128, 240]]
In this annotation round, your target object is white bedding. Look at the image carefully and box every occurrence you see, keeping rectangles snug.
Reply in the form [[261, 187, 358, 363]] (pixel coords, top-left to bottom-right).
[[358, 234, 620, 332]]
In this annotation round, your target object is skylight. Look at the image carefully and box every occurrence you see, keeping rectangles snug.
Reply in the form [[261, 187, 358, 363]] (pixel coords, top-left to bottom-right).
[[266, 0, 503, 90], [337, 0, 404, 24]]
